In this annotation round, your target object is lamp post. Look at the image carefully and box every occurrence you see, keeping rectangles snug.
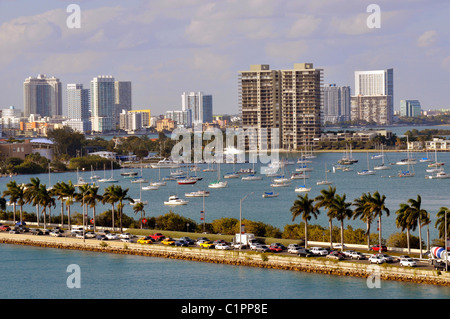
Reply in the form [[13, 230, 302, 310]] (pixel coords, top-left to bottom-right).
[[239, 192, 253, 250]]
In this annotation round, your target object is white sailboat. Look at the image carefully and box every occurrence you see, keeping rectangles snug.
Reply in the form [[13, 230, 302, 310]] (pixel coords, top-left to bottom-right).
[[374, 145, 391, 170], [427, 149, 445, 168], [98, 161, 118, 183], [150, 166, 167, 186], [262, 191, 279, 198], [357, 153, 375, 175], [208, 163, 228, 188], [317, 163, 332, 185], [294, 172, 311, 193]]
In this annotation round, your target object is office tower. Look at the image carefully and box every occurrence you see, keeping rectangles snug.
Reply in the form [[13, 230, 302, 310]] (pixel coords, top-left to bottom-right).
[[64, 84, 91, 133], [1, 106, 22, 129], [119, 110, 142, 132], [181, 91, 213, 125], [23, 74, 62, 117], [323, 84, 351, 124], [114, 81, 132, 125], [280, 63, 323, 150], [165, 109, 192, 128], [128, 109, 151, 127], [351, 68, 394, 125], [238, 64, 281, 150], [400, 100, 421, 117], [90, 76, 115, 132]]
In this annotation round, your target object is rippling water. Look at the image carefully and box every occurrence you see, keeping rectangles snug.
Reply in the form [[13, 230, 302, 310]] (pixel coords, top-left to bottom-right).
[[1, 244, 449, 299]]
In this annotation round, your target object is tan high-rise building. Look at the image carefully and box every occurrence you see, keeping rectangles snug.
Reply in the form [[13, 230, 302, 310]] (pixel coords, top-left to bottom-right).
[[23, 74, 62, 117], [239, 63, 322, 151]]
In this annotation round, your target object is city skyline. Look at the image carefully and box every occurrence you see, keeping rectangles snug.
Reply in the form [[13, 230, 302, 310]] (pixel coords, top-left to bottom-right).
[[0, 1, 449, 116]]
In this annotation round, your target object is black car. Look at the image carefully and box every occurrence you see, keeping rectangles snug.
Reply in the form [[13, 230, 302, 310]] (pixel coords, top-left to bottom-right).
[[175, 240, 189, 247], [255, 245, 271, 253], [30, 228, 43, 235], [298, 248, 313, 257], [180, 237, 195, 245], [96, 234, 108, 240]]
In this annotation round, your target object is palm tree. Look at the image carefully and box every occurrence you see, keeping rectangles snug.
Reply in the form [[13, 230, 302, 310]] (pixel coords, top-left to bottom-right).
[[353, 192, 375, 250], [114, 185, 134, 233], [314, 186, 337, 249], [407, 195, 429, 258], [133, 201, 146, 229], [50, 182, 67, 228], [24, 177, 42, 226], [75, 184, 91, 231], [102, 185, 119, 232], [3, 180, 20, 223], [61, 181, 76, 230], [435, 207, 450, 242], [37, 184, 55, 229], [330, 193, 353, 250], [369, 191, 390, 250], [84, 185, 103, 232], [395, 203, 416, 254], [290, 193, 319, 248]]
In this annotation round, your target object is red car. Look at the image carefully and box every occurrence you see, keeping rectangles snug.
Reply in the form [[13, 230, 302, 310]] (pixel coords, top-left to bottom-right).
[[269, 243, 285, 252], [370, 245, 387, 252], [0, 225, 11, 231], [149, 233, 165, 241]]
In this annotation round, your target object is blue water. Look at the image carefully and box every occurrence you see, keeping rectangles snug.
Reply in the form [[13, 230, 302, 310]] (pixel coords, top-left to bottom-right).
[[1, 243, 449, 299], [3, 150, 450, 240]]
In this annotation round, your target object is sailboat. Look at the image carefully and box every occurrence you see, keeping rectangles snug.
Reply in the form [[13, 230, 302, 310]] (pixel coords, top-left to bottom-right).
[[208, 163, 228, 188], [98, 161, 118, 183], [357, 153, 375, 175], [150, 166, 167, 186], [294, 172, 311, 193], [427, 149, 445, 168], [374, 145, 391, 170], [397, 138, 415, 177], [132, 184, 148, 205], [90, 165, 101, 181], [338, 144, 358, 165], [317, 163, 333, 185], [419, 148, 433, 163], [262, 191, 279, 198], [74, 168, 90, 186], [241, 163, 262, 180]]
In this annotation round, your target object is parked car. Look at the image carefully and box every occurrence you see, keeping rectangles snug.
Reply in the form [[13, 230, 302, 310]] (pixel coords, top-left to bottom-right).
[[326, 251, 345, 260], [248, 240, 260, 250], [161, 237, 176, 245], [179, 237, 195, 245], [149, 233, 165, 241], [334, 244, 347, 250], [288, 246, 304, 254], [254, 244, 271, 253], [106, 233, 119, 240], [119, 232, 132, 239], [215, 243, 231, 250], [368, 255, 385, 264], [232, 242, 247, 249], [297, 248, 313, 257], [270, 243, 286, 251], [175, 240, 189, 247], [213, 239, 228, 245], [9, 229, 20, 234], [137, 236, 153, 244], [50, 230, 62, 237], [30, 228, 43, 235], [269, 243, 284, 252], [76, 233, 86, 239], [342, 250, 356, 258], [376, 254, 394, 263], [0, 225, 11, 232], [370, 244, 387, 252], [350, 251, 366, 260], [400, 258, 417, 267], [96, 234, 108, 240], [85, 232, 97, 238], [310, 247, 328, 256], [199, 241, 215, 249]]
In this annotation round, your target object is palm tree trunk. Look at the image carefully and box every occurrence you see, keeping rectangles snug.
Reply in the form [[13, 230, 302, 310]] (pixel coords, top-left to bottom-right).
[[60, 200, 64, 228], [304, 220, 308, 248], [93, 205, 96, 232], [111, 204, 115, 232], [42, 207, 47, 229], [36, 205, 40, 227], [68, 205, 72, 230], [418, 218, 423, 259], [407, 228, 411, 254], [329, 219, 333, 249], [366, 221, 371, 250], [378, 216, 382, 249], [340, 220, 345, 250], [13, 203, 16, 224]]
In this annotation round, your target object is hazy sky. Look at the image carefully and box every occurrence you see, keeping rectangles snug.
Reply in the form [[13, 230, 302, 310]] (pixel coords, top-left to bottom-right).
[[0, 0, 449, 116]]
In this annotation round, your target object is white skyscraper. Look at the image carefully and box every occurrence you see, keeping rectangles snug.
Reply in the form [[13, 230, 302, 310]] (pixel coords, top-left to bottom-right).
[[90, 76, 115, 132], [181, 91, 213, 125], [64, 84, 91, 133], [23, 74, 62, 117], [351, 68, 394, 125], [114, 81, 132, 125]]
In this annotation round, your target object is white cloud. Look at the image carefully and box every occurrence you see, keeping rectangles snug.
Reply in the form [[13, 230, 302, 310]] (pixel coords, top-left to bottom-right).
[[265, 40, 308, 62], [417, 30, 438, 47], [287, 15, 321, 38]]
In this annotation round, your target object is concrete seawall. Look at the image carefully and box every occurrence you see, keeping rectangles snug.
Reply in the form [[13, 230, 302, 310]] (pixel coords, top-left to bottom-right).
[[1, 233, 450, 287]]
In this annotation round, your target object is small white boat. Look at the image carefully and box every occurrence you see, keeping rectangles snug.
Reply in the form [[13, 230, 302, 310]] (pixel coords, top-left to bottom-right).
[[296, 165, 313, 172], [121, 171, 138, 177], [291, 173, 310, 180], [223, 172, 239, 179], [151, 158, 180, 169], [374, 164, 390, 170], [208, 181, 228, 188], [357, 170, 375, 176], [262, 191, 279, 198], [317, 180, 333, 185], [398, 170, 415, 177], [270, 181, 291, 187], [427, 170, 450, 179], [295, 185, 311, 193], [396, 158, 417, 165], [185, 190, 210, 197], [241, 174, 262, 181], [142, 185, 159, 190], [131, 178, 149, 183], [164, 195, 188, 205], [272, 176, 289, 183], [177, 177, 198, 185], [150, 181, 166, 187], [131, 198, 148, 205]]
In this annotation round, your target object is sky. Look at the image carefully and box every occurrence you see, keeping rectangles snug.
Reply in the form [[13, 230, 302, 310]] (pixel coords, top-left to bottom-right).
[[0, 0, 449, 117]]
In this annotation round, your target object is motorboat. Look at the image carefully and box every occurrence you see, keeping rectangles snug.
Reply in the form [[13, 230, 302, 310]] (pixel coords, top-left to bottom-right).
[[426, 170, 450, 179], [142, 184, 159, 190], [262, 191, 279, 198], [121, 171, 138, 177], [357, 170, 375, 176], [223, 172, 239, 179], [151, 158, 180, 169], [185, 190, 210, 197], [237, 168, 255, 175], [241, 174, 262, 181], [316, 180, 333, 185], [295, 185, 311, 193], [98, 177, 118, 183], [396, 158, 417, 165], [272, 176, 289, 183], [208, 181, 228, 188], [164, 195, 188, 205], [177, 178, 198, 185]]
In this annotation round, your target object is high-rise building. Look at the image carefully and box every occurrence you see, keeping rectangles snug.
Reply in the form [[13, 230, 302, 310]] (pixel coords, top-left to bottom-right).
[[23, 74, 62, 117], [165, 109, 192, 128], [63, 84, 91, 133], [90, 76, 115, 132], [119, 110, 142, 132], [400, 100, 421, 117], [114, 81, 132, 125], [181, 91, 213, 125], [239, 63, 323, 150], [323, 84, 351, 124], [351, 68, 394, 125]]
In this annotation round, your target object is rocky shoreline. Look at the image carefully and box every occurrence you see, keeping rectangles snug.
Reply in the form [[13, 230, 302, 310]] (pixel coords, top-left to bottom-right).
[[2, 234, 450, 287]]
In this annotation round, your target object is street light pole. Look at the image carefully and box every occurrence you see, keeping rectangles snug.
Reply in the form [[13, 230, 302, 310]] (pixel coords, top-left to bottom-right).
[[239, 192, 253, 250]]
